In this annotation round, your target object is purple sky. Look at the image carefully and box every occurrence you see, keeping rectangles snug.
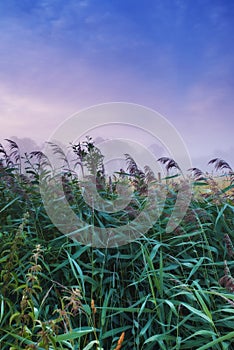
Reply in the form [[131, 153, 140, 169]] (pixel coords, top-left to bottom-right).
[[0, 0, 234, 170]]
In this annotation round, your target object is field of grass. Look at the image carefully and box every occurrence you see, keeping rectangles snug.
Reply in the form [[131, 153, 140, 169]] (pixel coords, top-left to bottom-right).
[[0, 138, 234, 350]]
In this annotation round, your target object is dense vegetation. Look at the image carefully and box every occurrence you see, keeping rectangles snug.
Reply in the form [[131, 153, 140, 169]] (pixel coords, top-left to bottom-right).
[[0, 138, 234, 350]]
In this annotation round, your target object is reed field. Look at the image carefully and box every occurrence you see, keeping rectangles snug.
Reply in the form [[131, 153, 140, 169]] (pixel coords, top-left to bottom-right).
[[0, 138, 234, 350]]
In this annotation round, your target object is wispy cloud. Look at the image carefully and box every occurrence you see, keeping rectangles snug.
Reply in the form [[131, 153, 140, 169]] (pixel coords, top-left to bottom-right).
[[0, 0, 233, 164], [0, 84, 69, 142]]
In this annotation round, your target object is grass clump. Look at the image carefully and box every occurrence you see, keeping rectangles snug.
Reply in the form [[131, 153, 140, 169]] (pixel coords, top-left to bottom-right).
[[0, 138, 234, 349]]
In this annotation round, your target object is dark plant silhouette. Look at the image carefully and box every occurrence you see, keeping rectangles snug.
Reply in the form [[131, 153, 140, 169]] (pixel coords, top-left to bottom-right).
[[208, 158, 233, 172], [0, 142, 13, 168], [208, 158, 234, 184], [157, 157, 182, 178], [125, 153, 147, 193], [71, 137, 106, 191], [5, 139, 21, 172], [188, 167, 207, 182]]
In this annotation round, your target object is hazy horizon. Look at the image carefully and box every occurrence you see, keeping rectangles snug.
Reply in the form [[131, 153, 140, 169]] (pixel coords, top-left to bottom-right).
[[0, 134, 233, 175]]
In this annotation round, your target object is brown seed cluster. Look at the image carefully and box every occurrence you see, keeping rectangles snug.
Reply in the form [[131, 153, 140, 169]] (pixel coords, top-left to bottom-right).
[[219, 260, 234, 293]]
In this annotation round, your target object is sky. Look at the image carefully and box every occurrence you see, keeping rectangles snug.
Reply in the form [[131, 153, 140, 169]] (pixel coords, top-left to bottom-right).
[[0, 0, 234, 171]]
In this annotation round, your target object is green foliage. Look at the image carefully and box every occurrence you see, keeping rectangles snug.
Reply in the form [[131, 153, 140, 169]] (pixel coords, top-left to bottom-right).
[[0, 139, 234, 349]]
